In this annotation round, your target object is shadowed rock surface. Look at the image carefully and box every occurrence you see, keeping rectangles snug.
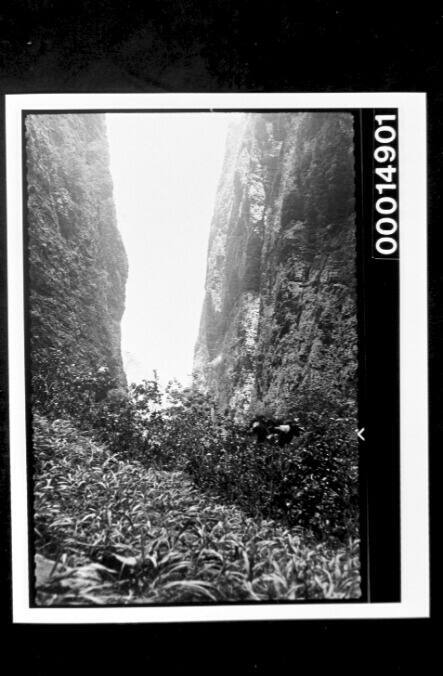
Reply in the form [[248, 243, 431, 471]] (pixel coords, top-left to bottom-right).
[[26, 114, 128, 397], [194, 112, 357, 418]]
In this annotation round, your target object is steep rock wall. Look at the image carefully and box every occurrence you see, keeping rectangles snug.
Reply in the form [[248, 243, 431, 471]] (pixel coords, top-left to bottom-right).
[[194, 112, 357, 417], [26, 114, 128, 401]]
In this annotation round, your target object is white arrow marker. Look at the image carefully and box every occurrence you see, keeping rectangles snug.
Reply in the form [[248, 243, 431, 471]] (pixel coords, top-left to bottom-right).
[[356, 427, 365, 441]]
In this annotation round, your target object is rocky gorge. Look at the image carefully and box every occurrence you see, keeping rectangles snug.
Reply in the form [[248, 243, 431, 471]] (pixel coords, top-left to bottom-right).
[[26, 113, 128, 406], [26, 111, 361, 605], [193, 112, 358, 420]]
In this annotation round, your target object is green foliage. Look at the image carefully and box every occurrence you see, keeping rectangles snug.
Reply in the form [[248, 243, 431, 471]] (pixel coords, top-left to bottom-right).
[[34, 356, 359, 541], [32, 349, 161, 461], [28, 111, 361, 605], [34, 415, 361, 605], [26, 113, 128, 400], [149, 385, 359, 541]]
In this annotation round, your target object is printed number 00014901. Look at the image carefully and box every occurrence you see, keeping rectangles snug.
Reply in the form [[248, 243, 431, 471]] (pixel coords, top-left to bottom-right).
[[374, 114, 398, 256]]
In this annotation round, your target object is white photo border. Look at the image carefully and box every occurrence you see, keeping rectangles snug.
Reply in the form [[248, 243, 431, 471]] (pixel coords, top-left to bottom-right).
[[6, 92, 429, 622]]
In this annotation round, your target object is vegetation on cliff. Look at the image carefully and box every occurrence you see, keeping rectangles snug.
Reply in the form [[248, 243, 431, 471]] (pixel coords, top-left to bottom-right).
[[26, 113, 128, 411], [28, 112, 361, 604], [34, 392, 360, 605], [194, 112, 357, 422], [35, 371, 359, 541]]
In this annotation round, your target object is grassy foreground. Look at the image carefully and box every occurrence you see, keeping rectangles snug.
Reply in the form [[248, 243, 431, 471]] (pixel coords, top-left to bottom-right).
[[34, 415, 361, 605]]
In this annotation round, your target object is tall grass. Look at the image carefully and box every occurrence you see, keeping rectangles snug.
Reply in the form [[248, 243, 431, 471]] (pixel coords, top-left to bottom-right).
[[32, 362, 360, 541], [34, 415, 361, 605]]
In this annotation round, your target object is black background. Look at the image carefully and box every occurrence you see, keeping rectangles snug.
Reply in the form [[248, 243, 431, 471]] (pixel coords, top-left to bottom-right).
[[356, 109, 400, 602], [0, 1, 438, 672]]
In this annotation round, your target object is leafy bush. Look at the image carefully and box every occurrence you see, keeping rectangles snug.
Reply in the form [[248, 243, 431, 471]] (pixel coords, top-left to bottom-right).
[[145, 384, 359, 541], [31, 349, 156, 459], [33, 415, 361, 605], [32, 356, 359, 540]]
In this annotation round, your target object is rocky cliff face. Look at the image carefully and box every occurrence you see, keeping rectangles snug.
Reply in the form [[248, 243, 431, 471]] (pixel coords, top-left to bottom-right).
[[26, 114, 128, 402], [194, 112, 357, 418]]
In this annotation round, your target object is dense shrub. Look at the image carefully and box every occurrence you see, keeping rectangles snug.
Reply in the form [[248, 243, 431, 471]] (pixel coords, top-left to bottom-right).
[[33, 415, 361, 604], [143, 384, 359, 541], [32, 358, 359, 541], [31, 349, 154, 458]]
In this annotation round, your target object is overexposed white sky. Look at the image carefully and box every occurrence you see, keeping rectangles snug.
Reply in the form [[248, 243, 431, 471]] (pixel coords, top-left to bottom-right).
[[106, 112, 236, 387]]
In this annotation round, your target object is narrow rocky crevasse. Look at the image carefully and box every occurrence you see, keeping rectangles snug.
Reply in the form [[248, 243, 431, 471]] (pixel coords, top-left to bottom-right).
[[194, 112, 357, 419], [26, 113, 128, 394]]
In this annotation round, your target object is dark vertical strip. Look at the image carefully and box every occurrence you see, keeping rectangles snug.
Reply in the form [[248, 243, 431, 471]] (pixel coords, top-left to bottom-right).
[[22, 113, 36, 607], [354, 110, 369, 602], [359, 108, 401, 601], [0, 96, 13, 622]]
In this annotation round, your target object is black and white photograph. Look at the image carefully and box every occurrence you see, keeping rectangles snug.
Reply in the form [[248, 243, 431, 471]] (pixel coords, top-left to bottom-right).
[[5, 93, 428, 622], [27, 108, 360, 607]]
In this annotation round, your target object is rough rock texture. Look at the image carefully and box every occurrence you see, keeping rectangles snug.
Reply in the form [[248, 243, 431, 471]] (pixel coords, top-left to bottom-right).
[[26, 114, 128, 394], [194, 112, 357, 417]]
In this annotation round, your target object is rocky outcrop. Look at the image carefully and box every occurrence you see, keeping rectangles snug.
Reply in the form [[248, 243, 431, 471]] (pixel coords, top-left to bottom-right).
[[194, 112, 357, 418], [26, 113, 128, 404]]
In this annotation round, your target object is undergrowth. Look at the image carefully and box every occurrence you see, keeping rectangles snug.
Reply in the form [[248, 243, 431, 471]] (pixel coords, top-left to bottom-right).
[[32, 359, 360, 541], [34, 415, 361, 605]]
